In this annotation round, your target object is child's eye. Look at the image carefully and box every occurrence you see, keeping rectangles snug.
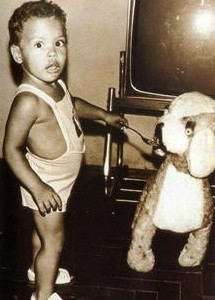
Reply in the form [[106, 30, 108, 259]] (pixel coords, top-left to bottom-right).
[[35, 42, 43, 48], [55, 40, 65, 47]]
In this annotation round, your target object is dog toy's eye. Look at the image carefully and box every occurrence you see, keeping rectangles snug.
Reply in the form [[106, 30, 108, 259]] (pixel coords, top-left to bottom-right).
[[185, 120, 195, 136], [185, 128, 193, 136]]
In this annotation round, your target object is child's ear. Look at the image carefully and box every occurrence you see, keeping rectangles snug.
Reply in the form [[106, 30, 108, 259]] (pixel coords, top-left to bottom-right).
[[10, 45, 23, 64]]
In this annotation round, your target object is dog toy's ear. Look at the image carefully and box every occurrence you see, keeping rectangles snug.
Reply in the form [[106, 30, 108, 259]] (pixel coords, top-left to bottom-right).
[[187, 127, 215, 178]]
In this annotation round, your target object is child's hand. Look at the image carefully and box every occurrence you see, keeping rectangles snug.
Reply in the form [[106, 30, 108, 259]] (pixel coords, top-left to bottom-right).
[[104, 112, 128, 129], [32, 182, 62, 217]]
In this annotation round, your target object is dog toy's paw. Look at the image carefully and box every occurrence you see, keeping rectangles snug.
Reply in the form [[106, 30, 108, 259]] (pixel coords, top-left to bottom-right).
[[178, 245, 205, 267], [178, 230, 209, 267], [127, 247, 155, 272]]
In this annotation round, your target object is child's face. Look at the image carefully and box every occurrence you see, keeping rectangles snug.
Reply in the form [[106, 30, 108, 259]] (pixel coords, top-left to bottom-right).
[[11, 16, 67, 84]]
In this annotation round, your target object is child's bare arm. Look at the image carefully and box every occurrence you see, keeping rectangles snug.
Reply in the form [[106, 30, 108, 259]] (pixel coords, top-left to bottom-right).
[[3, 94, 62, 216], [73, 97, 128, 128]]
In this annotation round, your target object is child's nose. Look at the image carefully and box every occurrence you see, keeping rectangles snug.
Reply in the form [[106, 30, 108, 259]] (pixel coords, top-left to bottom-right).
[[47, 46, 56, 57]]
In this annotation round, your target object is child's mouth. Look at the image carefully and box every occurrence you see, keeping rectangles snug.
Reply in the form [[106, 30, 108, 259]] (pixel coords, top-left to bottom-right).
[[46, 63, 60, 73]]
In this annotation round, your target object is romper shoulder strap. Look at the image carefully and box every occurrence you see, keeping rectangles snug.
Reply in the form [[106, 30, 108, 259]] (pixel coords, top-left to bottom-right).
[[15, 83, 56, 108], [57, 79, 72, 101]]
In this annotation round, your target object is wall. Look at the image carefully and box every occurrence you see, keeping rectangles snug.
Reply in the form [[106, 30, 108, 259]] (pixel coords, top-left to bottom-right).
[[0, 0, 157, 170]]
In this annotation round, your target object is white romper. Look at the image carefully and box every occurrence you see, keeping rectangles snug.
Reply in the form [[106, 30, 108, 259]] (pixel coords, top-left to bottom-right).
[[16, 80, 85, 212]]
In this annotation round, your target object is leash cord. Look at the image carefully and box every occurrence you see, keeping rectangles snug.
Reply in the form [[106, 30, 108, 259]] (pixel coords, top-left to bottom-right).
[[124, 125, 158, 147]]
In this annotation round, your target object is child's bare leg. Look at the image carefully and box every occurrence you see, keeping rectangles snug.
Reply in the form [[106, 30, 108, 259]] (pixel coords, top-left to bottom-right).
[[33, 210, 65, 300], [31, 229, 41, 270]]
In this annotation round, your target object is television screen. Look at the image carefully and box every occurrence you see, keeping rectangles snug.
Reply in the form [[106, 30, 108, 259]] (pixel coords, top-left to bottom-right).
[[126, 0, 215, 99]]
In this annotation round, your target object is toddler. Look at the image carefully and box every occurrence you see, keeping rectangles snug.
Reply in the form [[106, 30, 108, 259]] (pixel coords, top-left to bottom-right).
[[3, 1, 127, 300]]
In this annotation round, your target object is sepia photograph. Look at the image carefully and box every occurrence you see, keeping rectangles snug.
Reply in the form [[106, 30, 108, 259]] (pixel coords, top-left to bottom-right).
[[0, 1, 215, 299]]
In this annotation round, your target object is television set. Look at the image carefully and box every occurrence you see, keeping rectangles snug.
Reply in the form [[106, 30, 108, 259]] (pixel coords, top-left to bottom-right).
[[121, 0, 215, 112]]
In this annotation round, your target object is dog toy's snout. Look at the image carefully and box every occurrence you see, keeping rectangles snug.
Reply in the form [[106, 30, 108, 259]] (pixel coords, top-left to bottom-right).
[[154, 122, 164, 144], [153, 122, 167, 156]]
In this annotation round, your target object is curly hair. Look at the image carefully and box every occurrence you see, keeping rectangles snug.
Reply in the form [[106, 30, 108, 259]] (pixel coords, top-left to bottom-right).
[[8, 0, 67, 46]]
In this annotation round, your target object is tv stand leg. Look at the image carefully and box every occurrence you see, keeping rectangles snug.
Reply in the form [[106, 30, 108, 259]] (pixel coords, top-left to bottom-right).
[[103, 87, 115, 194]]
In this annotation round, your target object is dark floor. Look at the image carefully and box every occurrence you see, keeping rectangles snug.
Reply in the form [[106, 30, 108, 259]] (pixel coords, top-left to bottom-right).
[[0, 162, 215, 300]]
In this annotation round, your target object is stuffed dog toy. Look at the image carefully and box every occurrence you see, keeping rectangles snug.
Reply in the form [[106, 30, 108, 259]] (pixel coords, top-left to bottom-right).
[[127, 92, 215, 272]]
